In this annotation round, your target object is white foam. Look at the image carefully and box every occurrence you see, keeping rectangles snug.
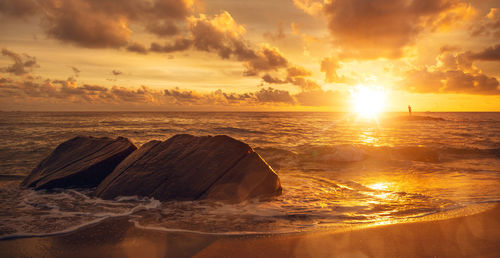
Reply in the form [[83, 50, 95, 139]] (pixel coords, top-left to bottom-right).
[[0, 216, 111, 240]]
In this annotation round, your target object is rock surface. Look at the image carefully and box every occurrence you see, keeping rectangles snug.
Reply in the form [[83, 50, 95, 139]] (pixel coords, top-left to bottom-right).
[[95, 134, 282, 202], [21, 136, 137, 190]]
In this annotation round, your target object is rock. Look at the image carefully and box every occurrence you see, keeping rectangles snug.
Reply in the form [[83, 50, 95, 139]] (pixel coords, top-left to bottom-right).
[[21, 136, 137, 190], [95, 134, 282, 202]]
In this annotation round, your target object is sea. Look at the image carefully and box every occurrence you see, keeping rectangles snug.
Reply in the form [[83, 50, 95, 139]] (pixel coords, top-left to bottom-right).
[[0, 112, 499, 239]]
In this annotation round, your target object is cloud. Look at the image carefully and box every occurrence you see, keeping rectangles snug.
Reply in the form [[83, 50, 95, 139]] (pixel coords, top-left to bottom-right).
[[164, 87, 202, 104], [69, 66, 81, 77], [287, 66, 312, 77], [41, 0, 132, 48], [255, 87, 295, 104], [0, 75, 344, 107], [295, 89, 344, 106], [292, 0, 324, 16], [2, 3, 321, 92], [244, 46, 288, 75], [263, 22, 286, 41], [126, 42, 148, 54], [109, 85, 159, 103], [112, 70, 122, 76], [188, 11, 254, 60], [286, 77, 321, 91], [262, 74, 287, 84], [145, 11, 319, 91], [321, 0, 469, 59], [260, 64, 321, 91], [0, 0, 38, 17], [180, 12, 320, 90], [0, 76, 164, 103], [163, 87, 296, 105], [150, 38, 193, 53], [0, 48, 38, 76], [0, 0, 193, 48], [470, 44, 500, 61], [470, 8, 500, 38], [70, 66, 80, 74], [399, 50, 500, 95], [320, 57, 349, 83]]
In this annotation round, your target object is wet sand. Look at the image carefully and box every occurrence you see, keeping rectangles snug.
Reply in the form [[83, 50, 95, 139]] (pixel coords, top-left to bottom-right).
[[1, 204, 500, 258]]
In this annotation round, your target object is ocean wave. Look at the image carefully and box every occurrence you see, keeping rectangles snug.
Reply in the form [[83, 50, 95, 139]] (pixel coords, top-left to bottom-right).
[[256, 144, 500, 170], [0, 186, 160, 240], [213, 126, 266, 135]]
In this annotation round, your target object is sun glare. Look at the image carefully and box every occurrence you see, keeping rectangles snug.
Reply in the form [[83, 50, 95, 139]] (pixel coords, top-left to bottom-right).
[[351, 85, 386, 119], [368, 183, 389, 191]]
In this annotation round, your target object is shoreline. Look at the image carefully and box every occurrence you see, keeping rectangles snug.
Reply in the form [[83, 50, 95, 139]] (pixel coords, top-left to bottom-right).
[[1, 204, 499, 257]]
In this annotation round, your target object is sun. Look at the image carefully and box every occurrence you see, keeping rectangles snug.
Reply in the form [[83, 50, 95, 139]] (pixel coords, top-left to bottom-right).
[[350, 85, 386, 119]]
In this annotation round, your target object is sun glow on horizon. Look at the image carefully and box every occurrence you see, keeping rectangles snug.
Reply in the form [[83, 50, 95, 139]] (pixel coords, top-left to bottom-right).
[[351, 85, 386, 119]]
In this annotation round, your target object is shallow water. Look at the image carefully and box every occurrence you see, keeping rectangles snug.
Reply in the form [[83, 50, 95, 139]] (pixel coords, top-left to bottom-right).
[[0, 112, 499, 238]]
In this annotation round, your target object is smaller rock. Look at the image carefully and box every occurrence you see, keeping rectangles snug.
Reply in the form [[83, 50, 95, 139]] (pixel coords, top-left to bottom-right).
[[20, 136, 137, 190]]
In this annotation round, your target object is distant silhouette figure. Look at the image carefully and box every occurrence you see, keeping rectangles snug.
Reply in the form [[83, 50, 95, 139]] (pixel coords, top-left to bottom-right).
[[408, 105, 412, 116]]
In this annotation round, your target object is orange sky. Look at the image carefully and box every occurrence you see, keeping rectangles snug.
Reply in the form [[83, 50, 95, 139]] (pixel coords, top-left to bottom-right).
[[0, 0, 499, 111]]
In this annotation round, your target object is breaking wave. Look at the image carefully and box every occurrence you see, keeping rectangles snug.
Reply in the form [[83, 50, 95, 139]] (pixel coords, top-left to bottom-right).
[[0, 183, 160, 240], [256, 144, 500, 169]]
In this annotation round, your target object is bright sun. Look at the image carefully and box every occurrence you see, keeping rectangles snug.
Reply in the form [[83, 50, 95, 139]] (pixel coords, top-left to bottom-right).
[[351, 85, 386, 118]]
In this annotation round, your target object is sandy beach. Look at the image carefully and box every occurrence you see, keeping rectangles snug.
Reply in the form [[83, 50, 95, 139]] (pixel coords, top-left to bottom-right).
[[0, 204, 499, 258]]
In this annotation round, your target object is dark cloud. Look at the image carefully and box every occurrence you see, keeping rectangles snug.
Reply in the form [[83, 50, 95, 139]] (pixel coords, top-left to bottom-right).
[[470, 44, 500, 61], [0, 75, 344, 107], [1, 0, 193, 48], [0, 76, 162, 103], [399, 51, 500, 95], [244, 46, 288, 75], [109, 86, 158, 103], [0, 0, 38, 17], [255, 87, 295, 104], [286, 77, 321, 91], [41, 1, 131, 48], [322, 0, 466, 59], [262, 74, 287, 84], [260, 64, 321, 91], [70, 66, 80, 74], [439, 45, 461, 53], [146, 20, 180, 37], [150, 39, 193, 53], [126, 42, 148, 54], [0, 48, 38, 75], [164, 87, 202, 104], [112, 70, 122, 76], [287, 66, 311, 77], [69, 66, 81, 78], [164, 87, 258, 106]]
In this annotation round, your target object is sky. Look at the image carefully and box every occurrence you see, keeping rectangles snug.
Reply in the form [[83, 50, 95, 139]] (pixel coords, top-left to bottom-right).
[[0, 0, 499, 111]]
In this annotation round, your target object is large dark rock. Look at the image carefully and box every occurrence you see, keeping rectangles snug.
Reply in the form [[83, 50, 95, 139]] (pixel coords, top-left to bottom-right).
[[21, 136, 137, 190], [95, 134, 282, 202]]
